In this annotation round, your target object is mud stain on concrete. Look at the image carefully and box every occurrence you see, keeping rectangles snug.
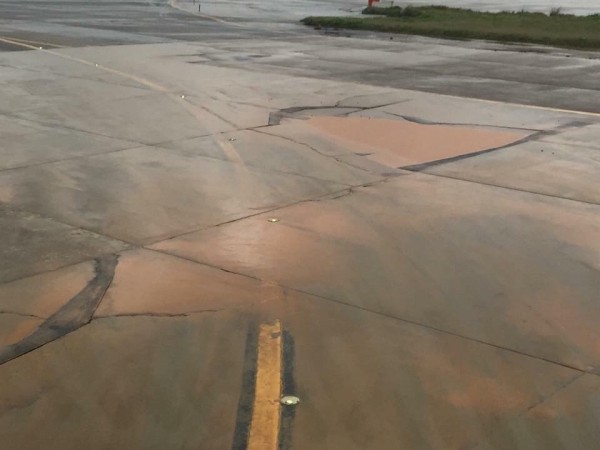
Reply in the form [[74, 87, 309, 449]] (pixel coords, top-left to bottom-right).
[[304, 116, 529, 168]]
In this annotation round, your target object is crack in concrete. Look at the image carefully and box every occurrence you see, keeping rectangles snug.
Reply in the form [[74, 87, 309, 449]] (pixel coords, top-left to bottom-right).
[[145, 177, 389, 247], [381, 111, 542, 132], [0, 311, 43, 320], [0, 143, 150, 176], [95, 309, 222, 319], [463, 372, 587, 450], [416, 171, 600, 208], [0, 111, 143, 147], [0, 254, 118, 366], [252, 128, 383, 177], [147, 239, 600, 379], [526, 372, 586, 413]]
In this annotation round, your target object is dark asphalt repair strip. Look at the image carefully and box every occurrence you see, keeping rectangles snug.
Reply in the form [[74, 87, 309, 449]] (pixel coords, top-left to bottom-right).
[[401, 132, 539, 172], [231, 322, 297, 450], [0, 255, 118, 365], [279, 330, 297, 450], [231, 324, 259, 450]]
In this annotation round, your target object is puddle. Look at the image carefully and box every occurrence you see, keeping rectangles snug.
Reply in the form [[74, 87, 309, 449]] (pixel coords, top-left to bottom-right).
[[304, 115, 530, 168]]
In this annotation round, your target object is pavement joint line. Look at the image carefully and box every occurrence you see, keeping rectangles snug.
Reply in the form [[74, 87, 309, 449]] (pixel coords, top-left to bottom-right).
[[0, 143, 153, 175], [463, 371, 588, 450], [283, 284, 595, 375], [380, 111, 544, 132], [251, 128, 372, 172], [0, 111, 145, 147], [0, 311, 44, 320], [414, 171, 600, 208], [3, 218, 595, 378], [151, 142, 377, 187], [525, 372, 587, 414], [142, 179, 389, 246], [93, 309, 222, 319]]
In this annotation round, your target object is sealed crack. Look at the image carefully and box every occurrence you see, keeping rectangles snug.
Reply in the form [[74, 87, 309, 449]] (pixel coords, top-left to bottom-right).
[[0, 311, 43, 320], [0, 255, 118, 365], [95, 309, 222, 319]]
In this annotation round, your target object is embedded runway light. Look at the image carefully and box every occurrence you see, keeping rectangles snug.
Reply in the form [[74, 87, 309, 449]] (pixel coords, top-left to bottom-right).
[[281, 395, 300, 406]]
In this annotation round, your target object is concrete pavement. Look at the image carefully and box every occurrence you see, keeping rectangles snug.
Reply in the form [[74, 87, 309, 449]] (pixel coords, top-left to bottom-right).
[[1, 1, 600, 449]]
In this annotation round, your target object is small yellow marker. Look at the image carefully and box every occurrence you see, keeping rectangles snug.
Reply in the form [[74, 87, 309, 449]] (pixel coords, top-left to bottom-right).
[[247, 320, 282, 450]]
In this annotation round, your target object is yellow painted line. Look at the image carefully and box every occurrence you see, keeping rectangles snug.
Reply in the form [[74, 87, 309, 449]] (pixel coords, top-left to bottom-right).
[[247, 320, 282, 450], [0, 36, 42, 50], [0, 36, 169, 92], [0, 35, 64, 48]]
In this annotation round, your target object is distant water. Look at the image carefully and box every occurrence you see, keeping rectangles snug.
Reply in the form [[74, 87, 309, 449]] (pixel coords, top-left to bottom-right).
[[400, 1, 599, 16]]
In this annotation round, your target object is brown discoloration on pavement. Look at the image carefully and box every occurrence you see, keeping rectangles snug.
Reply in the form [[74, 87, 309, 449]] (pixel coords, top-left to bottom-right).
[[0, 313, 248, 450], [153, 173, 600, 372], [0, 315, 43, 347], [265, 292, 583, 450], [305, 116, 530, 167], [94, 249, 260, 318], [0, 261, 96, 319]]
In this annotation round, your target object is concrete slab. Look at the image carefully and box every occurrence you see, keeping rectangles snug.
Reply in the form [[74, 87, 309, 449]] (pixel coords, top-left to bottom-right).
[[0, 312, 248, 450], [0, 146, 346, 243], [336, 91, 410, 108], [257, 120, 368, 157], [95, 248, 261, 317], [0, 115, 43, 139], [423, 138, 600, 205], [160, 129, 382, 185], [182, 96, 270, 129], [0, 209, 127, 283], [471, 374, 600, 450], [12, 92, 234, 144], [374, 94, 590, 130], [1, 3, 599, 447], [0, 315, 43, 347], [542, 123, 600, 150], [152, 173, 600, 372], [0, 281, 591, 450], [0, 261, 95, 319], [0, 117, 135, 171], [273, 293, 582, 450]]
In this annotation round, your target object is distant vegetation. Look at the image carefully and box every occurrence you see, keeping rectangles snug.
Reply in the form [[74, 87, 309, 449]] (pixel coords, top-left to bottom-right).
[[302, 6, 600, 50]]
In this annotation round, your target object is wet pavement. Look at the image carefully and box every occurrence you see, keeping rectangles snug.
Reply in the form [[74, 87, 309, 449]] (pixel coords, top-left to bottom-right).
[[1, 1, 600, 449]]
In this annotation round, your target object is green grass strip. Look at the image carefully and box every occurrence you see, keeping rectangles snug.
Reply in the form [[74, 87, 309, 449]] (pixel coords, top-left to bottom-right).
[[302, 6, 600, 50]]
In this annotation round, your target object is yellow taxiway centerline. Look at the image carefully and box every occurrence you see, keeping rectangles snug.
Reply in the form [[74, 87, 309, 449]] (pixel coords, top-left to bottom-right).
[[247, 320, 282, 450]]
